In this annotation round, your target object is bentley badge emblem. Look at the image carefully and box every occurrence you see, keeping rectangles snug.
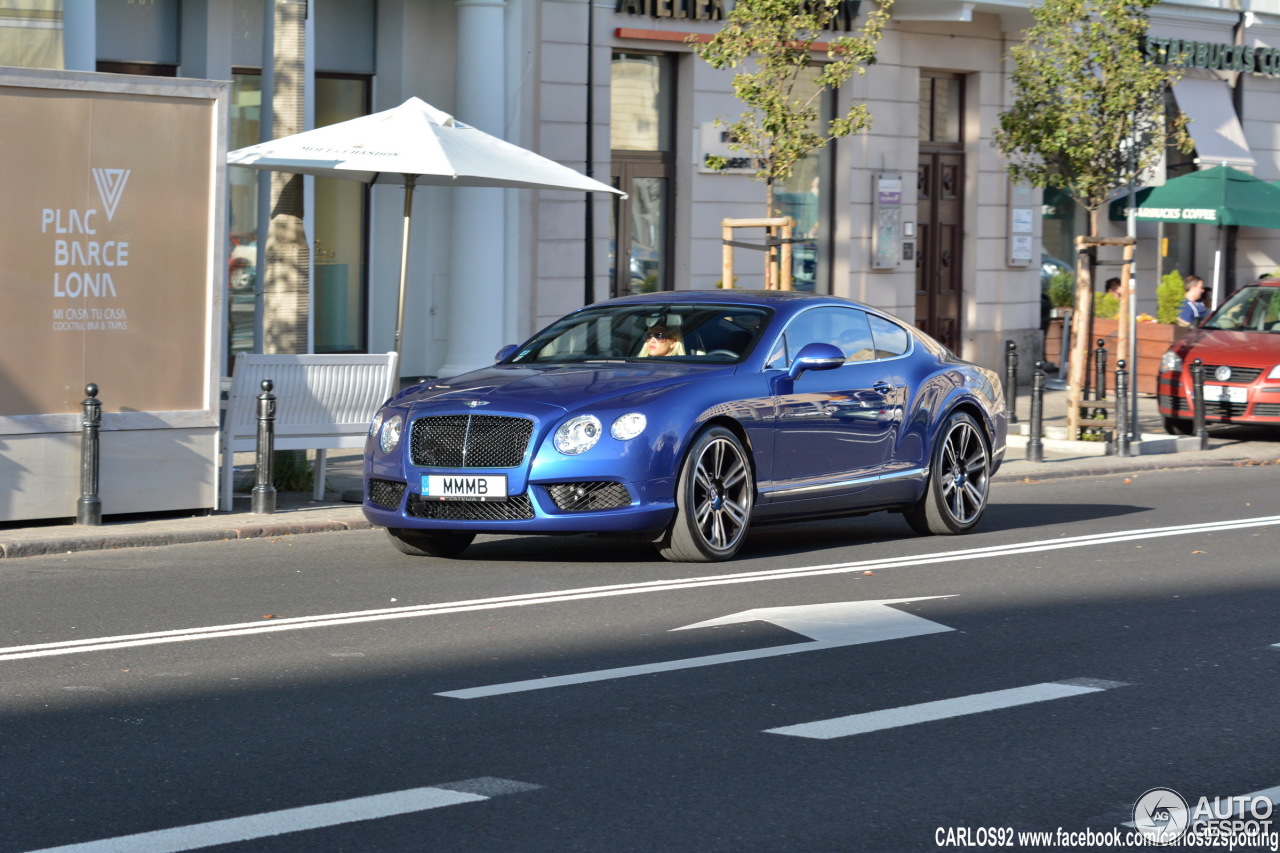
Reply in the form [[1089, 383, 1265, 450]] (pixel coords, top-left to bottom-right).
[[1214, 365, 1232, 382], [463, 400, 489, 408]]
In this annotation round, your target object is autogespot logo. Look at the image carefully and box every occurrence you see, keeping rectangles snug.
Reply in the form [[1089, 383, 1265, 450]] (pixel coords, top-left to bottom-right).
[[1134, 787, 1190, 844]]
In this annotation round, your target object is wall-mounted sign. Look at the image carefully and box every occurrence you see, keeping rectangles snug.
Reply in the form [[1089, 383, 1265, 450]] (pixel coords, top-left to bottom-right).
[[1144, 37, 1280, 76], [872, 172, 902, 270], [616, 0, 863, 30], [1008, 181, 1036, 266], [615, 0, 725, 20], [698, 122, 758, 173]]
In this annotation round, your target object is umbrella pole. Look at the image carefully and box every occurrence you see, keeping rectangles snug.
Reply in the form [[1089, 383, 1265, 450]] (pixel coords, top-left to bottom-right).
[[394, 174, 417, 360], [1211, 225, 1224, 311]]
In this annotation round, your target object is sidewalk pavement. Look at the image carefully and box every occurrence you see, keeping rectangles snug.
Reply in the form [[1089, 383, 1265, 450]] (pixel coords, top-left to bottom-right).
[[2, 387, 1276, 560]]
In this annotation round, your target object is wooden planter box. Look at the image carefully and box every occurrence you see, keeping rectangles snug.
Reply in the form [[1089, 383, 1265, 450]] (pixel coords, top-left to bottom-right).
[[1046, 316, 1187, 395]]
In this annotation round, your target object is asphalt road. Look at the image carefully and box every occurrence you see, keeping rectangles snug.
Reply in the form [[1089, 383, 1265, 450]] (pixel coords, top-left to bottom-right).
[[2, 465, 1278, 852]]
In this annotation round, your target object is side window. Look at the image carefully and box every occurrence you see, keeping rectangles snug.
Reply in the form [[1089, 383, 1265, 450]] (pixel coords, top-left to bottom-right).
[[868, 314, 910, 358], [766, 307, 874, 367]]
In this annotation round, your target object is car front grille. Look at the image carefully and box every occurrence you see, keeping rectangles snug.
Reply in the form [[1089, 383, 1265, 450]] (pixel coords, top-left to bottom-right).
[[1201, 364, 1264, 383], [367, 478, 407, 510], [1204, 400, 1247, 418], [1252, 403, 1280, 417], [410, 414, 534, 468], [405, 492, 535, 521], [545, 481, 632, 512], [1158, 393, 1185, 414]]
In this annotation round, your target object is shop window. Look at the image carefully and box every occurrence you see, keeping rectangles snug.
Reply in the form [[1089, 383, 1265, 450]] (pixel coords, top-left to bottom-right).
[[772, 66, 832, 293], [611, 53, 674, 297], [225, 71, 370, 357]]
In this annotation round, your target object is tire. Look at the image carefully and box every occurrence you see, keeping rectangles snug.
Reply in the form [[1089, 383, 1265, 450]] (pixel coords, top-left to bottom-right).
[[385, 527, 475, 558], [1164, 416, 1193, 436], [905, 411, 992, 536], [658, 426, 754, 562]]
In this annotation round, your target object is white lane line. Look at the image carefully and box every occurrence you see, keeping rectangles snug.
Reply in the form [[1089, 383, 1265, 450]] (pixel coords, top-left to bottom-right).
[[765, 678, 1128, 740], [2, 514, 1276, 662], [24, 786, 488, 853]]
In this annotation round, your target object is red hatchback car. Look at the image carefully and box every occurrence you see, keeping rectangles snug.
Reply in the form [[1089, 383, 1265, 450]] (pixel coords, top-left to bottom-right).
[[1157, 279, 1280, 434]]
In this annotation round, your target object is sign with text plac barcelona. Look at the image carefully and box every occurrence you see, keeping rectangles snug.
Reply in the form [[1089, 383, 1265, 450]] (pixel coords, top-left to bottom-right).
[[0, 68, 227, 521]]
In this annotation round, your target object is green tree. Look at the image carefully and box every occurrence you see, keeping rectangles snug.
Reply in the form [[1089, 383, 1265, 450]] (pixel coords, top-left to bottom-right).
[[994, 0, 1190, 233], [694, 0, 893, 219]]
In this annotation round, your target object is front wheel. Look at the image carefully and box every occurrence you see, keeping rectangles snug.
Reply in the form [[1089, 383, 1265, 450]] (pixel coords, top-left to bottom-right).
[[385, 527, 475, 558], [658, 426, 754, 562], [1164, 416, 1193, 436], [905, 411, 991, 536]]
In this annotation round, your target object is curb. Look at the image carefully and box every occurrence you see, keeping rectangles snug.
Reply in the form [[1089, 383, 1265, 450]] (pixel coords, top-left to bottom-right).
[[995, 453, 1280, 483], [0, 516, 375, 559]]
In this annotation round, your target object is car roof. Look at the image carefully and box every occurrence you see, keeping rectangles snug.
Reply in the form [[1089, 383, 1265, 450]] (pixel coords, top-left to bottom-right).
[[595, 289, 875, 315]]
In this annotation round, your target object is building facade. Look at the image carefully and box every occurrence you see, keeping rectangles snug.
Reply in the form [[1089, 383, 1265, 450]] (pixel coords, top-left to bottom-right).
[[5, 0, 1279, 380]]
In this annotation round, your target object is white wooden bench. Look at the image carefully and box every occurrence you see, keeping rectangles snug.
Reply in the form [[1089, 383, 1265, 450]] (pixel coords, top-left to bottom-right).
[[220, 352, 399, 511]]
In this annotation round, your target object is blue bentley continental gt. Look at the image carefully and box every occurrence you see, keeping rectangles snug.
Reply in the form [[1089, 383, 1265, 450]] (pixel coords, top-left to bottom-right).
[[363, 291, 1007, 562]]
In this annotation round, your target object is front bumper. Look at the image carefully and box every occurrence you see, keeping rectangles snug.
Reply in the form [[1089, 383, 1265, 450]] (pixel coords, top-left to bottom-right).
[[1157, 371, 1280, 424], [361, 474, 677, 535]]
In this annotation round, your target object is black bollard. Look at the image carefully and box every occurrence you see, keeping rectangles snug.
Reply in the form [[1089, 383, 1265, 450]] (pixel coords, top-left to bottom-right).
[[252, 379, 277, 514], [1004, 340, 1019, 424], [1115, 360, 1130, 458], [1027, 361, 1045, 463], [1094, 338, 1108, 401], [76, 383, 103, 526], [1190, 358, 1208, 451]]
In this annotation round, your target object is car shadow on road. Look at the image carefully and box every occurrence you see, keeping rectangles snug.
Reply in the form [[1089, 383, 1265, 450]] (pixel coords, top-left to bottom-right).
[[455, 501, 1151, 565]]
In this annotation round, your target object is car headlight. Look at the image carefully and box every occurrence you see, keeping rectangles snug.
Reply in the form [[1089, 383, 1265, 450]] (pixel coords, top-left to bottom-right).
[[610, 412, 647, 441], [1160, 351, 1183, 374], [369, 411, 384, 437], [1270, 365, 1280, 380], [554, 414, 602, 455], [378, 414, 403, 453]]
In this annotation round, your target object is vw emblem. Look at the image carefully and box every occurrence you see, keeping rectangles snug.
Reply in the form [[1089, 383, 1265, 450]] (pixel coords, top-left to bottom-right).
[[463, 400, 489, 408], [1214, 365, 1232, 382]]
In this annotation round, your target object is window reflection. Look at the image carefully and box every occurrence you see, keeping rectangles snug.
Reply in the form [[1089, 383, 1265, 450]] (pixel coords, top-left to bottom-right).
[[629, 177, 667, 294], [611, 53, 672, 151]]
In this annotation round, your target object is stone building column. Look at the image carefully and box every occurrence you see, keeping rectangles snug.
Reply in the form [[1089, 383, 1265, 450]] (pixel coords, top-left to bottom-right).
[[439, 0, 507, 376]]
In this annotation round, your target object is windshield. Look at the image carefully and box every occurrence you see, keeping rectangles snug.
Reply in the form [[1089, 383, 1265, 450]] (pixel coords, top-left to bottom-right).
[[1203, 285, 1280, 333], [507, 303, 773, 365]]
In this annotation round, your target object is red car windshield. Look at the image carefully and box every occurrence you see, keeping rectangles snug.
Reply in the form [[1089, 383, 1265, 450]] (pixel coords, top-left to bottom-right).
[[1202, 285, 1280, 334]]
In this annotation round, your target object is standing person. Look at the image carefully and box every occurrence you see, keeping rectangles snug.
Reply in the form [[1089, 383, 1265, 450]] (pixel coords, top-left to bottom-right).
[[1104, 277, 1121, 297], [1177, 275, 1207, 327]]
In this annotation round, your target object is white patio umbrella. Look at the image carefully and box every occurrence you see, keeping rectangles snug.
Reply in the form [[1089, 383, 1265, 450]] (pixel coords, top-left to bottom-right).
[[227, 96, 623, 356]]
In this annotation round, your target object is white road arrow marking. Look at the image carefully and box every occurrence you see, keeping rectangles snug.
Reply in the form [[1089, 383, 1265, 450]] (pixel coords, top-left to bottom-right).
[[436, 596, 955, 699]]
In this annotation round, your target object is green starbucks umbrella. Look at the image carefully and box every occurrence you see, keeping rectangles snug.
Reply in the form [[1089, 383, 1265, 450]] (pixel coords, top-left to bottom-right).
[[1135, 165, 1280, 306]]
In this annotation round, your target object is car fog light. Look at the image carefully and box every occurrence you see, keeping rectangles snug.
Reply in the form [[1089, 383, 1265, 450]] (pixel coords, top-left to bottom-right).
[[611, 412, 647, 441], [555, 415, 602, 455], [1160, 351, 1183, 374], [379, 414, 403, 453]]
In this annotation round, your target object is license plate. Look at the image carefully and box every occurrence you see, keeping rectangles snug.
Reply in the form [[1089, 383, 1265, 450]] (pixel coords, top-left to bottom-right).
[[421, 474, 508, 501], [1204, 384, 1248, 404]]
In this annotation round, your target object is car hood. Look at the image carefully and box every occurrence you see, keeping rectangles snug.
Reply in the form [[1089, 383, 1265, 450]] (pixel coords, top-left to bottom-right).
[[393, 362, 732, 413], [1176, 329, 1280, 369]]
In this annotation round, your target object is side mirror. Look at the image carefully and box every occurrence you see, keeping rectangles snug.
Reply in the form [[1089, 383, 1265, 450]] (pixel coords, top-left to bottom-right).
[[494, 344, 518, 363], [787, 342, 845, 380]]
